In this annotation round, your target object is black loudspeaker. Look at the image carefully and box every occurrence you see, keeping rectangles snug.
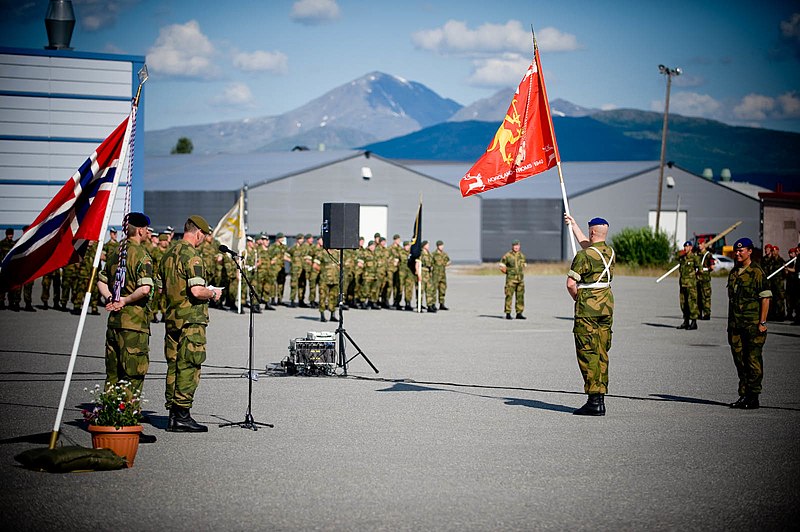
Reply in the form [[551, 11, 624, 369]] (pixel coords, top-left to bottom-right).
[[322, 203, 359, 249]]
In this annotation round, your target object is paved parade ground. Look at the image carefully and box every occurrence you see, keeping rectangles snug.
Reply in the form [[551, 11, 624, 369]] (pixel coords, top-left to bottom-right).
[[1, 273, 798, 531]]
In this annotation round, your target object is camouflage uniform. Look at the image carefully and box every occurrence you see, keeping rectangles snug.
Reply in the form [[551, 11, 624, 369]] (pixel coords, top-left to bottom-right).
[[342, 248, 356, 306], [99, 239, 154, 393], [419, 246, 435, 309], [727, 261, 771, 397], [256, 239, 274, 304], [765, 252, 786, 321], [40, 269, 61, 309], [271, 237, 289, 304], [387, 238, 403, 307], [697, 249, 714, 319], [399, 242, 414, 309], [315, 248, 340, 318], [303, 236, 317, 304], [0, 234, 17, 309], [60, 262, 80, 310], [161, 239, 211, 410], [568, 242, 615, 395], [373, 236, 388, 306], [362, 244, 379, 307], [678, 250, 700, 323], [289, 235, 306, 305], [432, 243, 450, 307], [500, 247, 526, 315], [149, 237, 165, 321], [77, 241, 100, 313]]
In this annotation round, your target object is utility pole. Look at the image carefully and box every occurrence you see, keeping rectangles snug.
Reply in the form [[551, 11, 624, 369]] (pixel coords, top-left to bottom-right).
[[655, 64, 681, 234]]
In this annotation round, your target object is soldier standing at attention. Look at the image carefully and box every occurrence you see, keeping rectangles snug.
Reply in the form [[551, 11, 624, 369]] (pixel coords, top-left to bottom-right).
[[96, 213, 153, 394], [697, 243, 714, 320], [400, 240, 414, 310], [565, 215, 615, 416], [727, 237, 771, 410], [362, 240, 379, 309], [160, 215, 222, 432], [289, 233, 306, 307], [314, 247, 340, 322], [766, 245, 786, 321], [500, 239, 526, 320], [271, 232, 288, 306], [387, 234, 403, 309], [677, 241, 700, 330], [432, 240, 451, 310], [785, 247, 799, 324], [0, 228, 17, 310], [419, 240, 436, 312]]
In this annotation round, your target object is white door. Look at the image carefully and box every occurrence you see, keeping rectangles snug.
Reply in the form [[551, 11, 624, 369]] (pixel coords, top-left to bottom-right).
[[359, 205, 388, 243], [649, 210, 687, 248]]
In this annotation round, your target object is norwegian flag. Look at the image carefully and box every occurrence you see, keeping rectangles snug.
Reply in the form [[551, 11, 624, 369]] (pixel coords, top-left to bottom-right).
[[460, 42, 559, 197], [0, 117, 130, 291]]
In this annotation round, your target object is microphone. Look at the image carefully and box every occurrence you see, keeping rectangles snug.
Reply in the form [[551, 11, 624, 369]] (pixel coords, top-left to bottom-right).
[[219, 244, 241, 257]]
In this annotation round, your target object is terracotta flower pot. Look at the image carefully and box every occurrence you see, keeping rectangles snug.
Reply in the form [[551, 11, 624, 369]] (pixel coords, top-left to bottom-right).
[[88, 424, 142, 467]]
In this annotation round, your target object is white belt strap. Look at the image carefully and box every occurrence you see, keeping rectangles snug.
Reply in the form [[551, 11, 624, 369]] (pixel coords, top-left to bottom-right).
[[577, 246, 614, 290]]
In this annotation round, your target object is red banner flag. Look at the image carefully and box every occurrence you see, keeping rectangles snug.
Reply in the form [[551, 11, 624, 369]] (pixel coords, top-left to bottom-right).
[[460, 45, 559, 197]]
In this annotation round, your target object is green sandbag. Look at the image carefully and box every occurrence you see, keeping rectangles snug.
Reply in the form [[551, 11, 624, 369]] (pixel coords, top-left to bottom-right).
[[14, 446, 126, 473]]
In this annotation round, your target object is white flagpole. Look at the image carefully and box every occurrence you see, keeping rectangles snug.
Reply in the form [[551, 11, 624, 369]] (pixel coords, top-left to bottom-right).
[[767, 256, 796, 280], [656, 263, 681, 283], [49, 68, 147, 449]]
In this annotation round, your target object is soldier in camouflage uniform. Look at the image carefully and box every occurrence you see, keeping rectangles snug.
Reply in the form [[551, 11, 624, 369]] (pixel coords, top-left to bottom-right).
[[565, 215, 615, 416], [361, 240, 379, 309], [303, 234, 318, 305], [432, 240, 451, 310], [243, 236, 261, 313], [765, 245, 786, 321], [499, 240, 526, 319], [160, 215, 222, 432], [256, 234, 276, 310], [354, 236, 365, 307], [74, 240, 101, 315], [419, 240, 436, 312], [677, 241, 700, 330], [149, 234, 167, 322], [0, 228, 19, 310], [400, 241, 414, 310], [96, 212, 153, 394], [696, 243, 714, 320], [288, 233, 306, 307], [59, 262, 80, 312], [271, 233, 289, 305], [727, 237, 771, 410], [40, 268, 61, 310], [386, 234, 403, 309], [101, 227, 119, 263], [314, 246, 340, 322], [786, 247, 799, 324]]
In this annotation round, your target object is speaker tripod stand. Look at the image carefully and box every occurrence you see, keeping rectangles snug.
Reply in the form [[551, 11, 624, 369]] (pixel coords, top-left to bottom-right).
[[334, 248, 378, 376], [219, 251, 273, 431]]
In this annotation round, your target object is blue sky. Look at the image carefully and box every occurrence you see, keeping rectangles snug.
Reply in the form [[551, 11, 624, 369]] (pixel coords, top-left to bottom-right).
[[2, 0, 799, 133]]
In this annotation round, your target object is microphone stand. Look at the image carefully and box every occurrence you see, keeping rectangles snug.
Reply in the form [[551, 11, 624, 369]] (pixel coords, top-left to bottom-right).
[[335, 248, 378, 376], [219, 252, 273, 430]]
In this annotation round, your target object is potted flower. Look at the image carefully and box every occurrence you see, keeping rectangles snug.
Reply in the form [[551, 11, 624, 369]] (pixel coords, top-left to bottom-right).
[[82, 380, 146, 466]]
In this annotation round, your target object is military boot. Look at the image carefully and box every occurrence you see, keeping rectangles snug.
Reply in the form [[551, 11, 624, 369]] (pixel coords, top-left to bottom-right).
[[167, 408, 177, 430], [573, 394, 606, 416], [169, 406, 208, 432], [677, 319, 689, 329], [320, 312, 327, 322], [742, 393, 760, 409], [687, 319, 698, 330], [428, 305, 437, 313], [329, 312, 338, 322]]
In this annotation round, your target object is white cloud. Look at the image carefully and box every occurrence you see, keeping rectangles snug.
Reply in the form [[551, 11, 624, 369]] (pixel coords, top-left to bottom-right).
[[412, 20, 579, 55], [211, 82, 256, 108], [734, 92, 800, 120], [650, 91, 722, 118], [467, 54, 531, 87], [74, 0, 139, 32], [600, 104, 618, 111], [233, 50, 288, 73], [291, 0, 340, 25], [146, 20, 218, 78], [780, 12, 800, 40]]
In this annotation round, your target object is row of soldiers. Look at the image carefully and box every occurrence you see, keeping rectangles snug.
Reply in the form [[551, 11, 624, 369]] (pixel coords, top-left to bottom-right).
[[762, 244, 799, 323], [210, 232, 451, 322]]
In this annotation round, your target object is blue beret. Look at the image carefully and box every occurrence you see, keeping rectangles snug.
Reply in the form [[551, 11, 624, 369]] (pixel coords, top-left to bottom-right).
[[125, 212, 150, 228], [588, 217, 608, 227], [683, 240, 693, 247], [733, 237, 753, 250]]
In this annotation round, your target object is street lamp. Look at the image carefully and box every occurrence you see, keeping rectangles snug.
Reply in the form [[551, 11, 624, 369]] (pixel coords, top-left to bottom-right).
[[654, 64, 681, 234]]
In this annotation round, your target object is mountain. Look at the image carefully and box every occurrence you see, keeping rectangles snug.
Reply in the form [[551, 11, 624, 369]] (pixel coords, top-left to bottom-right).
[[361, 117, 659, 162], [145, 72, 462, 155], [448, 90, 598, 123], [362, 109, 800, 190]]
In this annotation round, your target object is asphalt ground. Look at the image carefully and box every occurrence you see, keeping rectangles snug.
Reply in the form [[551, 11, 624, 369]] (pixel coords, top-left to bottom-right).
[[1, 274, 798, 531]]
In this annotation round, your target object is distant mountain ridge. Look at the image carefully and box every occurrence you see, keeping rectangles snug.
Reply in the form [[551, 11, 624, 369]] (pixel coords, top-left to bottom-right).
[[145, 71, 800, 190]]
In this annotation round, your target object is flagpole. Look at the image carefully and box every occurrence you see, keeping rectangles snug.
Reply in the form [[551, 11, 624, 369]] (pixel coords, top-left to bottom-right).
[[237, 188, 244, 314], [416, 194, 422, 313], [49, 67, 148, 450], [532, 30, 577, 258]]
